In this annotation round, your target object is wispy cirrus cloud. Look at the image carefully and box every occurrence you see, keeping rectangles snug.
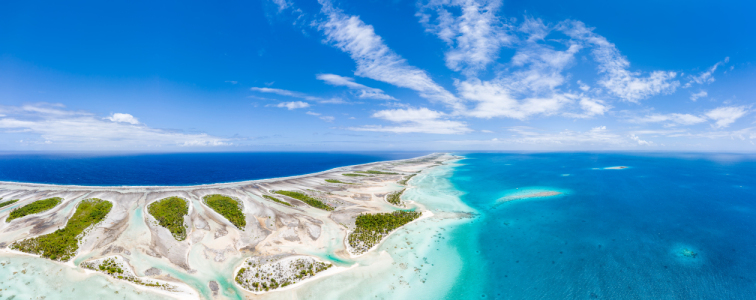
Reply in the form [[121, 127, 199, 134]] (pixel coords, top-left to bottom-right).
[[306, 111, 335, 122], [273, 101, 310, 110], [705, 106, 748, 128], [684, 57, 729, 88], [316, 74, 395, 100], [629, 105, 748, 128], [690, 90, 707, 101], [317, 0, 463, 110], [559, 20, 680, 103], [348, 107, 471, 134], [250, 86, 344, 104], [0, 103, 230, 148], [417, 0, 512, 75]]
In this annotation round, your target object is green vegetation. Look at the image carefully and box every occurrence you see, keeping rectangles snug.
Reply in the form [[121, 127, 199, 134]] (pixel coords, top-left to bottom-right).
[[6, 197, 62, 222], [81, 257, 170, 289], [398, 174, 416, 185], [354, 170, 398, 175], [147, 197, 189, 241], [11, 198, 112, 261], [203, 194, 246, 230], [0, 199, 19, 208], [386, 189, 405, 206], [325, 179, 351, 184], [342, 173, 366, 177], [263, 195, 293, 207], [348, 210, 421, 255], [236, 258, 333, 292], [273, 190, 333, 211]]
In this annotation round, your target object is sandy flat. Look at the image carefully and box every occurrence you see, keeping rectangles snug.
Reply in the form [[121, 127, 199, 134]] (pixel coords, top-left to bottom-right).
[[0, 152, 459, 299]]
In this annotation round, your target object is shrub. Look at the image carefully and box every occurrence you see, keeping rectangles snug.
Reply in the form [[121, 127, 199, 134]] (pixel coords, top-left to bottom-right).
[[263, 195, 292, 207], [203, 194, 246, 230], [11, 198, 112, 261], [0, 199, 19, 209], [7, 197, 62, 222], [147, 197, 189, 241], [273, 191, 333, 211]]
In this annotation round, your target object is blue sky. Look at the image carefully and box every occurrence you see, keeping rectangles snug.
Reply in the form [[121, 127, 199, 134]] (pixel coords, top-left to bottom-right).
[[1, 0, 754, 151]]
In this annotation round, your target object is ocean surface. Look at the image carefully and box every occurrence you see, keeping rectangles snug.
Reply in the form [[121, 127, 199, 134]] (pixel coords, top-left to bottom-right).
[[0, 152, 430, 186], [426, 152, 756, 299], [3, 152, 756, 300]]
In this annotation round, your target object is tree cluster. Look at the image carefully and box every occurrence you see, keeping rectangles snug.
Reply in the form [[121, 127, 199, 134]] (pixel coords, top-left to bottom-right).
[[203, 194, 246, 230], [7, 197, 62, 222], [273, 191, 333, 211], [11, 198, 112, 261], [147, 197, 189, 241]]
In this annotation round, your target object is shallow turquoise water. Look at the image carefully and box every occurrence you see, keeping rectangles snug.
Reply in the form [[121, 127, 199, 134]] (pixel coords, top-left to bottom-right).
[[440, 153, 756, 299]]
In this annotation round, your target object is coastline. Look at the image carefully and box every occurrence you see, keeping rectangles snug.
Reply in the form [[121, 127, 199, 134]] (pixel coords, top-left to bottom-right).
[[0, 153, 442, 189], [0, 152, 459, 300]]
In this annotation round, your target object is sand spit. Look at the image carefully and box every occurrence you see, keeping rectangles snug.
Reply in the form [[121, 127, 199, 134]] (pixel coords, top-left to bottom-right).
[[0, 152, 458, 299]]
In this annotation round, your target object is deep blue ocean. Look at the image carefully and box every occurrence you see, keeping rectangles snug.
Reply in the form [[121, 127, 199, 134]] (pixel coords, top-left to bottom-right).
[[443, 153, 756, 299], [0, 152, 429, 186]]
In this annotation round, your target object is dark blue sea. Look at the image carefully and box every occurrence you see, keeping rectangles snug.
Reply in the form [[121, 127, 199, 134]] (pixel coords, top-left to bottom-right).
[[436, 153, 756, 299], [0, 152, 430, 186]]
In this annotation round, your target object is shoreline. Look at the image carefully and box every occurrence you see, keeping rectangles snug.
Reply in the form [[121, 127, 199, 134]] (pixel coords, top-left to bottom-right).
[[0, 152, 442, 189], [0, 152, 457, 299]]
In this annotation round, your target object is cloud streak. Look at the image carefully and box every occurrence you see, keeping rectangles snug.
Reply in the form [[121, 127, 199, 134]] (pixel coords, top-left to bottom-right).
[[316, 74, 395, 100], [317, 1, 463, 110], [348, 107, 471, 134], [0, 104, 230, 148]]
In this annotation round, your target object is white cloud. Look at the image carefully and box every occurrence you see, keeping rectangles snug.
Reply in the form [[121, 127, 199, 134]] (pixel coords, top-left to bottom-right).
[[317, 1, 463, 110], [251, 86, 344, 104], [502, 125, 635, 146], [0, 104, 229, 148], [630, 107, 748, 129], [275, 101, 310, 110], [481, 129, 494, 133], [225, 80, 238, 84], [563, 97, 611, 119], [690, 90, 707, 101], [629, 134, 652, 145], [705, 106, 748, 128], [316, 73, 395, 100], [105, 113, 140, 125], [348, 107, 471, 134], [631, 113, 707, 126], [684, 57, 728, 87], [559, 21, 679, 102], [251, 87, 322, 101], [306, 111, 334, 122], [271, 0, 290, 11], [417, 0, 512, 75], [456, 78, 572, 119], [577, 80, 590, 91]]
